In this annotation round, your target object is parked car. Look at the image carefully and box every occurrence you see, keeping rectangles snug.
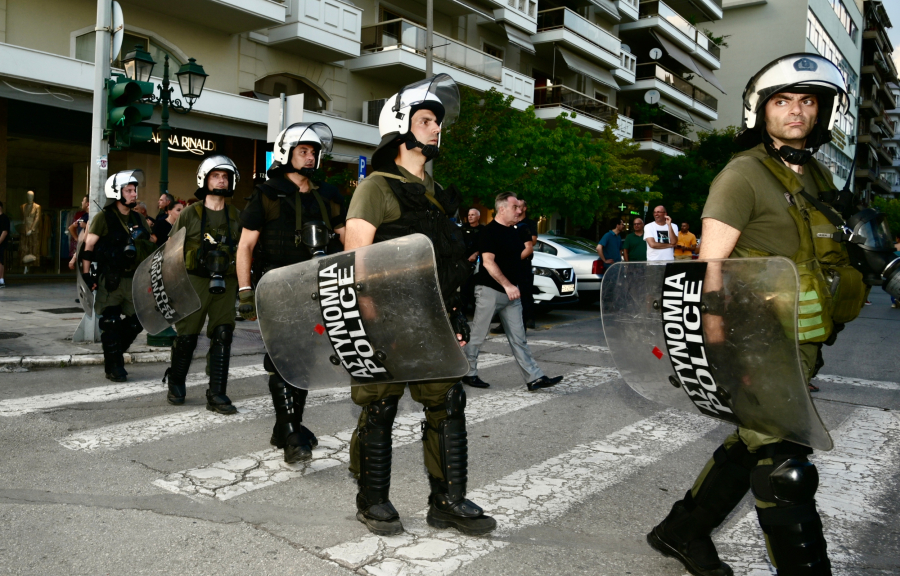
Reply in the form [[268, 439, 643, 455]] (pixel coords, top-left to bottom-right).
[[531, 251, 578, 309], [535, 234, 604, 296]]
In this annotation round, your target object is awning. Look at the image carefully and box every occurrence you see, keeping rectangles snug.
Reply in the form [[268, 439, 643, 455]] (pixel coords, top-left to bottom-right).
[[504, 23, 535, 55], [651, 31, 726, 95], [688, 112, 714, 131], [557, 46, 619, 89], [447, 0, 495, 20], [588, 0, 621, 22], [660, 100, 692, 123]]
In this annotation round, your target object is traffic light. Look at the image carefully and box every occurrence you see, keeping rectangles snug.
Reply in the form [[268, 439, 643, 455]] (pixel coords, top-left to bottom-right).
[[105, 73, 154, 150]]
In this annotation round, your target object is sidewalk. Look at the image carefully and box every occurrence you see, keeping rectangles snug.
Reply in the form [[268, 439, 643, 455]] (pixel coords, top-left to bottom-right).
[[0, 281, 265, 368]]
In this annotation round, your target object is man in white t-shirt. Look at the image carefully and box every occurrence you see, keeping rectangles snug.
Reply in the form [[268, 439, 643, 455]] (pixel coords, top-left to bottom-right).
[[643, 205, 678, 261]]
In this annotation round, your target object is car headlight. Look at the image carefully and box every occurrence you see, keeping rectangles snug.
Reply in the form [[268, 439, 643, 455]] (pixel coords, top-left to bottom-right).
[[532, 266, 555, 277]]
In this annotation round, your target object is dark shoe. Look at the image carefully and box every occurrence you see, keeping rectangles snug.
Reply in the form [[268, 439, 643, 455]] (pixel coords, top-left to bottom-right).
[[105, 365, 127, 382], [206, 390, 238, 415], [426, 495, 497, 536], [526, 319, 536, 329], [526, 375, 563, 392], [356, 494, 404, 535], [808, 383, 820, 392], [647, 525, 733, 576], [489, 324, 505, 334], [270, 424, 318, 463], [460, 375, 490, 389]]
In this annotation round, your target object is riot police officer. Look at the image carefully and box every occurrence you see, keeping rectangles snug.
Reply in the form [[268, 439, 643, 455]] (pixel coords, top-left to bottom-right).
[[235, 122, 346, 463], [162, 155, 242, 415], [647, 54, 868, 576], [342, 74, 495, 537], [81, 170, 155, 382]]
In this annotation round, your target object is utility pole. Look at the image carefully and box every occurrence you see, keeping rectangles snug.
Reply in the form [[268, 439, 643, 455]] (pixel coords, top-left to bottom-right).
[[75, 0, 112, 342], [426, 0, 434, 78]]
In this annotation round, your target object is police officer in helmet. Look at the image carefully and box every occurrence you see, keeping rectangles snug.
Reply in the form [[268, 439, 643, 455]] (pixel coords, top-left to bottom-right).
[[647, 54, 867, 576], [81, 170, 155, 381], [163, 155, 243, 415], [235, 122, 347, 463], [342, 74, 495, 537]]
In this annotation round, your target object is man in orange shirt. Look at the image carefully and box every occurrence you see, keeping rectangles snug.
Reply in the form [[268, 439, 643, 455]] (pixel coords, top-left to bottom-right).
[[674, 221, 697, 260]]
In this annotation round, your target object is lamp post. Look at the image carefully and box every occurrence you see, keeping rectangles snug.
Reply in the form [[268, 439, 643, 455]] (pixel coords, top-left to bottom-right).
[[121, 46, 208, 197]]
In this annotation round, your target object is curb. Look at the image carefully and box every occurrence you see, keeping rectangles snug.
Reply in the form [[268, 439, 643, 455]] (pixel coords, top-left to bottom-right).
[[0, 347, 265, 369]]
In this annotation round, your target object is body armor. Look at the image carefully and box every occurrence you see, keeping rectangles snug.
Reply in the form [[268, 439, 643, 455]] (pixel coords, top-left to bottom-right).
[[95, 206, 146, 278]]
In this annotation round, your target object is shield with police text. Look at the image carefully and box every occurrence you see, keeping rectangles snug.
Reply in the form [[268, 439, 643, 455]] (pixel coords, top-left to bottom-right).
[[131, 228, 201, 334], [600, 257, 833, 451], [75, 237, 94, 317], [255, 233, 470, 389]]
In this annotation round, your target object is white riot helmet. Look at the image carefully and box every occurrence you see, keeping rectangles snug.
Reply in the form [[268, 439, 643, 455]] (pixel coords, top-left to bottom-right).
[[736, 53, 849, 153], [196, 154, 240, 198], [372, 74, 460, 169], [270, 122, 334, 178], [104, 169, 144, 207]]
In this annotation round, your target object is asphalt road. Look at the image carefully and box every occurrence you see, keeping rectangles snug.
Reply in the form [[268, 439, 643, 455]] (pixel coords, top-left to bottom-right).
[[1, 292, 898, 575]]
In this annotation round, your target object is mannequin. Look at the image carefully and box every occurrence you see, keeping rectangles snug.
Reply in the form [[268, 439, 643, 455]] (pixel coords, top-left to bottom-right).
[[20, 191, 42, 274]]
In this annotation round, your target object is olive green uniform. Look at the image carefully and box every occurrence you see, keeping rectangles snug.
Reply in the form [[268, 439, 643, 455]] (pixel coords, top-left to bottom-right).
[[88, 209, 152, 317], [170, 203, 241, 336], [346, 166, 455, 481]]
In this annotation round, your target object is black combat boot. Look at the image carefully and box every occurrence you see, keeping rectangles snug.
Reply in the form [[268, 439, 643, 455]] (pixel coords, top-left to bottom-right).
[[99, 312, 127, 382], [648, 440, 758, 576], [162, 334, 198, 405], [356, 396, 403, 535], [268, 374, 318, 463], [425, 383, 497, 535], [206, 325, 237, 415], [116, 314, 144, 376]]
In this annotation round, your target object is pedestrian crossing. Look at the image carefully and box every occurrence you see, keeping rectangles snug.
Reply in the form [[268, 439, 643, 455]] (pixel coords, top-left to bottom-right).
[[3, 338, 898, 575]]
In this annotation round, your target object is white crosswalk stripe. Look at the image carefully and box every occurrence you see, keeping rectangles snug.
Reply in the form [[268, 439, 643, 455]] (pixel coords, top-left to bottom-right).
[[0, 365, 267, 417], [487, 336, 609, 353], [717, 408, 900, 575], [813, 374, 900, 391], [320, 409, 719, 575], [152, 366, 619, 501]]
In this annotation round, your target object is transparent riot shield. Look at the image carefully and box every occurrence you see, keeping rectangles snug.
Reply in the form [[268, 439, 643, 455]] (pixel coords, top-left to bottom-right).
[[256, 234, 470, 389], [600, 258, 833, 451], [131, 228, 201, 335], [75, 237, 94, 317]]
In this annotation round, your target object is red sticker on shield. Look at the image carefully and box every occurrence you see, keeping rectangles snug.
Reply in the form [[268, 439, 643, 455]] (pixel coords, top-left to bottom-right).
[[148, 287, 153, 293], [314, 324, 326, 335], [652, 346, 664, 359]]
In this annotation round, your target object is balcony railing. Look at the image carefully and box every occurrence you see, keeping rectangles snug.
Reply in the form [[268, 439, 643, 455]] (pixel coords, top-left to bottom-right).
[[635, 63, 718, 111], [536, 7, 620, 57], [638, 1, 720, 59], [361, 18, 502, 82], [633, 123, 693, 151], [533, 85, 617, 124], [620, 50, 637, 74]]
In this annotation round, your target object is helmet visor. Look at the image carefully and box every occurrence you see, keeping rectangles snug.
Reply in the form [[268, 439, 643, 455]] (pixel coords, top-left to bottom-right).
[[746, 54, 849, 115], [116, 169, 145, 190], [395, 73, 460, 128], [280, 122, 334, 154], [855, 215, 895, 251]]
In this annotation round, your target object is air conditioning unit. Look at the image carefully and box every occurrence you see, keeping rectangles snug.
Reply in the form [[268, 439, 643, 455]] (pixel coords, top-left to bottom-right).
[[362, 99, 387, 126]]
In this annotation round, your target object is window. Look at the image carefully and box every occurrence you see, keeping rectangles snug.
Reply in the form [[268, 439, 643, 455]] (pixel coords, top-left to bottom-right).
[[594, 91, 609, 104], [75, 30, 183, 71], [255, 74, 328, 112], [483, 42, 504, 60], [827, 0, 858, 43], [806, 10, 857, 97], [814, 142, 852, 180], [535, 242, 558, 255]]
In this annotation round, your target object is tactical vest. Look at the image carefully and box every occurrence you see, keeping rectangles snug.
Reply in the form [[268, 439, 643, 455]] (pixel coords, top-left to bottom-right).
[[370, 169, 471, 303], [731, 146, 868, 343], [183, 202, 242, 277], [95, 206, 146, 277], [253, 179, 336, 270]]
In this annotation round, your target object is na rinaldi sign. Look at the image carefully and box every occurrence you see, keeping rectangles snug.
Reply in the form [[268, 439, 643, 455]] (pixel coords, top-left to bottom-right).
[[148, 130, 218, 156]]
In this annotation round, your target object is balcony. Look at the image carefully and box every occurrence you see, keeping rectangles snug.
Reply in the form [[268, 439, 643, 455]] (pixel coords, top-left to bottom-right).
[[619, 0, 720, 69], [534, 7, 621, 70], [624, 63, 718, 119], [615, 50, 637, 84], [633, 123, 694, 156], [533, 85, 618, 134], [120, 0, 286, 33], [259, 0, 361, 61], [616, 0, 640, 22], [860, 95, 885, 118]]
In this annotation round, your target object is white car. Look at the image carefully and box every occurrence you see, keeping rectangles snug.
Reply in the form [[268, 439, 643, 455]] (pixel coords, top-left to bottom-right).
[[530, 251, 578, 309], [535, 235, 604, 296]]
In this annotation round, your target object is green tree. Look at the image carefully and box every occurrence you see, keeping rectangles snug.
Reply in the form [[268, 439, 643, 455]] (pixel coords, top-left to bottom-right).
[[652, 126, 743, 230], [872, 196, 900, 239]]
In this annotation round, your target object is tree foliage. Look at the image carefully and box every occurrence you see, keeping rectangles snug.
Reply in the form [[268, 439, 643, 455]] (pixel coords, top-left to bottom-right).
[[872, 196, 900, 240], [436, 87, 655, 227], [651, 126, 743, 230]]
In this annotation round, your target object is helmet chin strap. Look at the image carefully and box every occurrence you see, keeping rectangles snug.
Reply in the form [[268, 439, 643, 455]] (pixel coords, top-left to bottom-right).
[[118, 198, 137, 209], [404, 134, 440, 160], [763, 131, 813, 166], [298, 167, 317, 178]]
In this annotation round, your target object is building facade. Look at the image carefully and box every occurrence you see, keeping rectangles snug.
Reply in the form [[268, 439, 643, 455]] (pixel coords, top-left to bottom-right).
[[0, 0, 725, 274]]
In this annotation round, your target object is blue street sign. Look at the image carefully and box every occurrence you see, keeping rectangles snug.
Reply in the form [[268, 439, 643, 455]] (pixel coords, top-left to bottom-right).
[[358, 156, 367, 181], [266, 151, 274, 172]]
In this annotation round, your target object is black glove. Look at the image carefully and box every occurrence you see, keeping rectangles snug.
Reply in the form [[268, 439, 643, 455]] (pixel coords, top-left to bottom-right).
[[447, 295, 470, 344], [81, 271, 97, 291]]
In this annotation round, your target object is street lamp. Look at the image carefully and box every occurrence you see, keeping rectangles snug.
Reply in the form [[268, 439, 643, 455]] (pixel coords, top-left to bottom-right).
[[122, 45, 155, 83], [175, 58, 208, 108]]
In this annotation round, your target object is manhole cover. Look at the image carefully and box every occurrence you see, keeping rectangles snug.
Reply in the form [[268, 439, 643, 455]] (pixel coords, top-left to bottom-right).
[[39, 307, 86, 314], [0, 332, 23, 340]]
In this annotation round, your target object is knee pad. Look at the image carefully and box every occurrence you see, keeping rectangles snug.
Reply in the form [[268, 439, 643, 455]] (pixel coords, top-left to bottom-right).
[[211, 324, 233, 345], [123, 314, 143, 338], [752, 457, 819, 505], [364, 395, 400, 429], [263, 353, 277, 374], [98, 307, 123, 332], [445, 381, 466, 419]]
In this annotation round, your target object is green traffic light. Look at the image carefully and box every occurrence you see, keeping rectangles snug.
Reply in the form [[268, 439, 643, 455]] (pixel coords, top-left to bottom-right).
[[105, 75, 155, 149]]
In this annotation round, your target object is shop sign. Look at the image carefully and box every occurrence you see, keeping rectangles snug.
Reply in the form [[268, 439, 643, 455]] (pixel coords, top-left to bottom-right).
[[151, 131, 217, 155]]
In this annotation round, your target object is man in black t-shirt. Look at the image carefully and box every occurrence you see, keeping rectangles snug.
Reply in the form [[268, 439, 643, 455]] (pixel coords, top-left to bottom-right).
[[460, 192, 562, 392], [0, 201, 10, 288], [460, 208, 484, 312]]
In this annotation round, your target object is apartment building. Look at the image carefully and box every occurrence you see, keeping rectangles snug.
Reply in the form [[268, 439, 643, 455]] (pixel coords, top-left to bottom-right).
[[706, 0, 864, 192], [0, 0, 723, 274], [884, 81, 900, 198]]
